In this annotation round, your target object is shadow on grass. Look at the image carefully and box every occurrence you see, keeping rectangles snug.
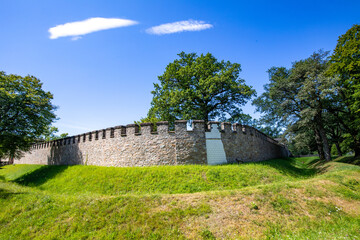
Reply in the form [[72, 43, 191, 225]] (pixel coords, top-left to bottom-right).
[[0, 188, 27, 199], [257, 158, 321, 178], [13, 165, 69, 187], [334, 156, 360, 166]]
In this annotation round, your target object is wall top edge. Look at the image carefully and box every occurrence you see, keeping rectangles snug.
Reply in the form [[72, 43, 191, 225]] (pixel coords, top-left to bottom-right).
[[33, 120, 282, 146]]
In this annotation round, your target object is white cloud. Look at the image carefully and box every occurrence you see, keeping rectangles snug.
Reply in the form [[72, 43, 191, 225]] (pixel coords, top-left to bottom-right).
[[57, 122, 92, 132], [49, 17, 138, 39], [71, 36, 82, 41], [146, 20, 213, 35]]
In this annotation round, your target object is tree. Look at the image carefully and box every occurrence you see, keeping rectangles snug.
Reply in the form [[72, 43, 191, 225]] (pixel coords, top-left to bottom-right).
[[253, 51, 336, 161], [147, 52, 255, 123], [327, 24, 360, 157], [40, 125, 68, 141], [0, 72, 56, 160]]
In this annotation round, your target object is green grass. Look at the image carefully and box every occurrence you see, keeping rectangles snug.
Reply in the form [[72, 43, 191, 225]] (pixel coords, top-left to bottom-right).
[[1, 158, 319, 196], [1, 157, 360, 239], [0, 164, 44, 181]]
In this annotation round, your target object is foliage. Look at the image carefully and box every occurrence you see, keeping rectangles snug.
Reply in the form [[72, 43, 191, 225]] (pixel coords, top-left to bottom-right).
[[40, 125, 68, 141], [59, 133, 69, 138], [327, 24, 360, 157], [331, 144, 338, 156], [286, 130, 317, 156], [328, 24, 360, 115], [250, 201, 259, 210], [253, 51, 336, 160], [134, 111, 160, 131], [227, 112, 255, 125], [40, 126, 59, 141], [148, 52, 255, 123], [0, 72, 56, 159]]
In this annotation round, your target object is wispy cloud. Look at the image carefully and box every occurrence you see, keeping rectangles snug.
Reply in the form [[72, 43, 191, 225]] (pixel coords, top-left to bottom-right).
[[49, 17, 138, 40], [146, 20, 213, 35], [57, 122, 93, 132]]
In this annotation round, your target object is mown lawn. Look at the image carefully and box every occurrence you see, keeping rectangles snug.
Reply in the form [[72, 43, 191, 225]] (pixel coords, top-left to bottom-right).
[[1, 156, 360, 239]]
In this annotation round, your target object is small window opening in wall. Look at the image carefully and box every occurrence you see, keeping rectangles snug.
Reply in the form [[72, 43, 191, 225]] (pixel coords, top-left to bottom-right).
[[89, 133, 92, 141], [83, 134, 86, 142], [110, 128, 115, 138], [95, 131, 99, 140], [72, 137, 75, 144], [102, 130, 106, 139], [187, 120, 193, 131], [77, 135, 80, 143]]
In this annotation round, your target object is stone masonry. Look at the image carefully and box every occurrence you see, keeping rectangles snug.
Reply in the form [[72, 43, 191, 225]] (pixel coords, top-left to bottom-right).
[[15, 120, 290, 167]]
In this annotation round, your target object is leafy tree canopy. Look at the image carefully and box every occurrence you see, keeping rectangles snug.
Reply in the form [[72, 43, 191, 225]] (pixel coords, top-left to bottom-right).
[[0, 72, 56, 159], [253, 51, 336, 160], [328, 24, 360, 115], [147, 52, 255, 123], [327, 24, 360, 157]]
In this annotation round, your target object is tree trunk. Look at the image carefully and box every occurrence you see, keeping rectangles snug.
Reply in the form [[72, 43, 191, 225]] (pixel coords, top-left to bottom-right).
[[314, 128, 325, 160], [335, 142, 343, 156], [314, 112, 331, 161], [354, 140, 360, 158], [318, 126, 331, 161]]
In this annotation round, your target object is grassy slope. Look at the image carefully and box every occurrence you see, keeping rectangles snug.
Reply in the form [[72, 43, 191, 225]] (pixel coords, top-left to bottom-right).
[[0, 157, 360, 239], [3, 158, 316, 195]]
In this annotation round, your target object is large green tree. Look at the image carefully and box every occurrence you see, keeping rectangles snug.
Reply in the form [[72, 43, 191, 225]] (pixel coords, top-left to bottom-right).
[[253, 51, 336, 161], [147, 52, 255, 123], [327, 24, 360, 157], [0, 72, 56, 160]]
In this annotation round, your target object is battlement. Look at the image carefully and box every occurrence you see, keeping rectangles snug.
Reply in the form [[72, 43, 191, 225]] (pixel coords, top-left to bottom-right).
[[18, 120, 289, 167], [31, 120, 283, 150]]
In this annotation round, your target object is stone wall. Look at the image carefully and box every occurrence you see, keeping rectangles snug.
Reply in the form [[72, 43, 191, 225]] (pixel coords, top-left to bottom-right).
[[14, 120, 290, 167]]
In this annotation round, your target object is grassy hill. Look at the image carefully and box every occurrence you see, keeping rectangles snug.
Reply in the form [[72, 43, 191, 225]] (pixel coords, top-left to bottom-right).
[[1, 157, 360, 239]]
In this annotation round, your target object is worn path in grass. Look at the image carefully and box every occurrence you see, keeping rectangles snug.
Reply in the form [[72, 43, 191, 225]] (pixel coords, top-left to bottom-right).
[[1, 157, 360, 239]]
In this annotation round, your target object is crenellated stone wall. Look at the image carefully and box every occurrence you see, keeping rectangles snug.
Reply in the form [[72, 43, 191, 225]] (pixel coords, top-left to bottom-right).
[[14, 120, 290, 167]]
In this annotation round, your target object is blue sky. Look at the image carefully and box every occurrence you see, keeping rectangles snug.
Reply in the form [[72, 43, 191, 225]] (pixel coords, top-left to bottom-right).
[[1, 0, 360, 135]]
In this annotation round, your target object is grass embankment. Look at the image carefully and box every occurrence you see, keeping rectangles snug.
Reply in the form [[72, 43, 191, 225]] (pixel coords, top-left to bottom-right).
[[1, 156, 360, 239]]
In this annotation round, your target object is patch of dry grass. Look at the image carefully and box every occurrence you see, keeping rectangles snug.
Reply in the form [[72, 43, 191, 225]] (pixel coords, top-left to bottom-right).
[[1, 157, 360, 239], [158, 178, 360, 239]]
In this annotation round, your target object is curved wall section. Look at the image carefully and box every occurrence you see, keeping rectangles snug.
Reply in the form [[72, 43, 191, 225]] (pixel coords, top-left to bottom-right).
[[15, 120, 290, 166]]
